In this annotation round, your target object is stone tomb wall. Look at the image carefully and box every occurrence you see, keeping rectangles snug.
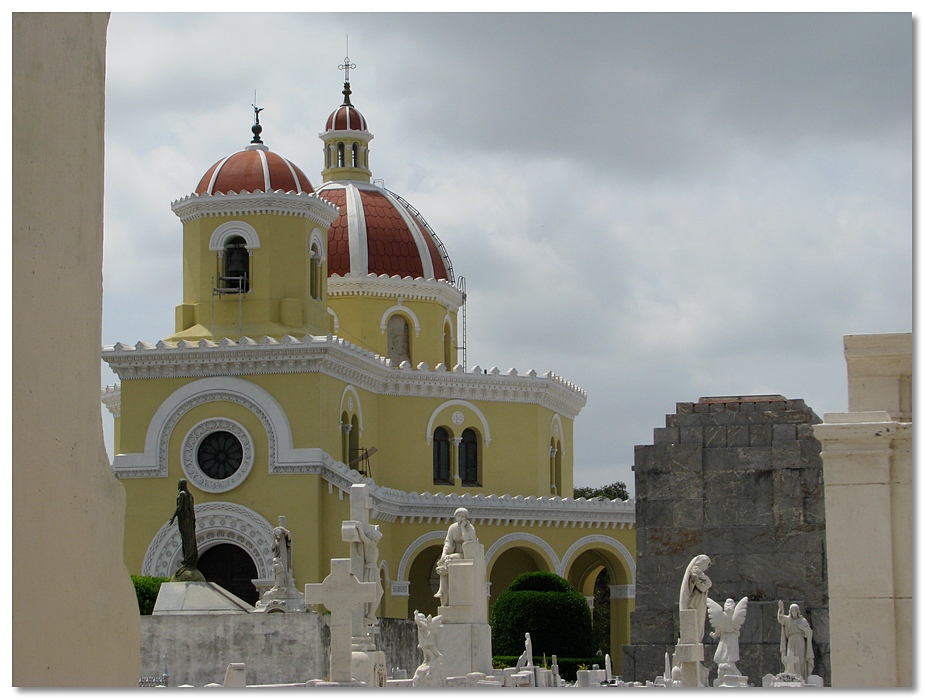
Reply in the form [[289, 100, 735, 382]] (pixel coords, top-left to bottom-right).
[[622, 396, 829, 685], [141, 614, 419, 686]]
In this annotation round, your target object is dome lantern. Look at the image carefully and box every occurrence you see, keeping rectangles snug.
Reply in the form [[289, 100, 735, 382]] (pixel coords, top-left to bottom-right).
[[320, 54, 374, 184]]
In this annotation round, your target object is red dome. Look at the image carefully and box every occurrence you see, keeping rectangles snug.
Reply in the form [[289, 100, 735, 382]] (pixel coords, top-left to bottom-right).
[[195, 146, 314, 195], [325, 104, 369, 132], [317, 182, 451, 281]]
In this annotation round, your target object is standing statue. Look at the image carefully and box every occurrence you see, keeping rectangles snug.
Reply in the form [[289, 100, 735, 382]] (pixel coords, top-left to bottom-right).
[[271, 516, 293, 589], [352, 521, 384, 625], [679, 554, 712, 642], [778, 601, 814, 680], [707, 597, 748, 679], [515, 632, 534, 670], [433, 507, 477, 606], [168, 479, 203, 580], [412, 609, 446, 687]]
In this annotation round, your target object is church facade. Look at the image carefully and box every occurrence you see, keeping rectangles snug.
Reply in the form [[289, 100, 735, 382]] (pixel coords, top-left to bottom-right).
[[102, 69, 636, 661]]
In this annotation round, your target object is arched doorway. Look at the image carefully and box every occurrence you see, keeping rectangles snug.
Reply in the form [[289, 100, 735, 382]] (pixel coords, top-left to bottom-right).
[[407, 545, 442, 617], [198, 543, 259, 605], [488, 546, 548, 613]]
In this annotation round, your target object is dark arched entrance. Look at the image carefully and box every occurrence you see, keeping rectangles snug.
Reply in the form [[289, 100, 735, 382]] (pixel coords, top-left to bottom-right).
[[197, 543, 259, 605]]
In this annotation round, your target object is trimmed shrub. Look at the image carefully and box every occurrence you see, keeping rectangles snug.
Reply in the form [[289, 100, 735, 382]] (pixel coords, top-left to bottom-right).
[[490, 571, 594, 660], [131, 574, 169, 615]]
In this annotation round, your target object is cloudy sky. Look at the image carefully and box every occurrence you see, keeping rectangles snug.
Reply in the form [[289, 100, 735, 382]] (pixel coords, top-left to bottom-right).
[[100, 12, 912, 495]]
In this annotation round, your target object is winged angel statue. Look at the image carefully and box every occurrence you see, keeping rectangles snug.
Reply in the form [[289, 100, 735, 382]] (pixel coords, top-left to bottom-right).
[[707, 596, 748, 679]]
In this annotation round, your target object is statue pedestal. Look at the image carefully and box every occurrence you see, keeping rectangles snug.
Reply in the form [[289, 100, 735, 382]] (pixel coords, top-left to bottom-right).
[[436, 541, 491, 677], [254, 583, 305, 613], [351, 647, 387, 687]]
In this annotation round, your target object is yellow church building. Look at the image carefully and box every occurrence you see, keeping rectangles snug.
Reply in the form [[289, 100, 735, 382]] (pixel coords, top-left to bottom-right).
[[102, 68, 635, 660]]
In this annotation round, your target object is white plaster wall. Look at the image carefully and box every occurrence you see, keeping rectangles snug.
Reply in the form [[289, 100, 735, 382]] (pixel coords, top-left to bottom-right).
[[815, 332, 912, 688], [12, 12, 142, 686]]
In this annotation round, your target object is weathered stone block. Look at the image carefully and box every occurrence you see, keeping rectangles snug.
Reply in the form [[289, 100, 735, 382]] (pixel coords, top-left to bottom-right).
[[703, 425, 726, 447], [628, 609, 676, 643], [726, 425, 750, 447], [679, 426, 703, 444], [749, 425, 773, 446], [771, 441, 801, 468], [644, 527, 703, 557], [673, 499, 703, 528], [653, 426, 679, 445], [773, 423, 797, 441], [704, 497, 774, 528]]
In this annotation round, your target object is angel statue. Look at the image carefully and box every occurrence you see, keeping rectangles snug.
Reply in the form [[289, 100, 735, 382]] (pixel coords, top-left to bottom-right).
[[707, 596, 748, 680]]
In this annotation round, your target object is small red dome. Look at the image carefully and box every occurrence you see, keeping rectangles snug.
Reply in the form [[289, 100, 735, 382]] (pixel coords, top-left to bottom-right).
[[317, 182, 451, 281], [325, 104, 369, 133], [195, 146, 314, 195]]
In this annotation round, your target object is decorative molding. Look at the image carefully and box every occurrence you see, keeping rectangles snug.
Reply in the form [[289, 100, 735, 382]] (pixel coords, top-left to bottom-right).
[[425, 400, 492, 447], [209, 220, 260, 251], [380, 305, 422, 337], [339, 385, 363, 434], [101, 384, 121, 417], [309, 227, 327, 262], [610, 584, 636, 600], [396, 531, 447, 582], [560, 534, 637, 585], [328, 274, 464, 312], [142, 501, 275, 579], [485, 532, 561, 574], [181, 417, 254, 493], [390, 581, 410, 597], [102, 334, 587, 418], [171, 190, 339, 228]]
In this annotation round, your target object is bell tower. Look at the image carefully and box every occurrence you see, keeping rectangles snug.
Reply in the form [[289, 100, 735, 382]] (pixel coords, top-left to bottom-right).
[[167, 109, 339, 342], [320, 54, 374, 184]]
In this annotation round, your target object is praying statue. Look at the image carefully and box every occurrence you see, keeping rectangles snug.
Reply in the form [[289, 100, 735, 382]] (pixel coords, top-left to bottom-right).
[[433, 507, 477, 606], [679, 554, 713, 643], [168, 479, 203, 581], [778, 601, 814, 680], [707, 596, 748, 679], [271, 516, 293, 589]]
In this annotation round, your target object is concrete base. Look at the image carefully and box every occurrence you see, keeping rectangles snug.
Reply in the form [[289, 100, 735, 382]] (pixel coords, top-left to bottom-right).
[[352, 649, 387, 687], [153, 581, 254, 615], [437, 622, 492, 677]]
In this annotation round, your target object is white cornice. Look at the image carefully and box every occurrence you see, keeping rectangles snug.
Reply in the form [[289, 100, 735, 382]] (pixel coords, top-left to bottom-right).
[[328, 274, 464, 310], [170, 189, 340, 228], [101, 334, 587, 417], [101, 384, 121, 417]]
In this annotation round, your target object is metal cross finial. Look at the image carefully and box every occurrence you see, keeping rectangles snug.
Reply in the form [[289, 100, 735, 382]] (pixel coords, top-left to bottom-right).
[[339, 55, 356, 84]]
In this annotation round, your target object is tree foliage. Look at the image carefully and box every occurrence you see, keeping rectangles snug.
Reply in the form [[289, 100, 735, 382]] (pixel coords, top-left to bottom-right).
[[131, 574, 169, 615], [573, 480, 629, 501], [490, 571, 594, 659]]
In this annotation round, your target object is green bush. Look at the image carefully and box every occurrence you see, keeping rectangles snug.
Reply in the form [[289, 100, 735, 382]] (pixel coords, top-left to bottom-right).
[[131, 574, 169, 615], [490, 571, 594, 659]]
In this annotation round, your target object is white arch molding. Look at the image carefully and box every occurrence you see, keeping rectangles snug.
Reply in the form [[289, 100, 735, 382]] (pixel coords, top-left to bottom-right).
[[181, 417, 254, 493], [484, 532, 562, 574], [309, 227, 327, 262], [209, 220, 261, 251], [559, 534, 636, 585], [396, 530, 447, 583], [549, 414, 565, 455], [339, 385, 363, 434], [141, 501, 275, 579], [379, 305, 422, 337], [425, 400, 492, 447]]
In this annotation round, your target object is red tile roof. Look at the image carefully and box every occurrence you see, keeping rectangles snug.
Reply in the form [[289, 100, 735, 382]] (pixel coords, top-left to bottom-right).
[[195, 148, 314, 195]]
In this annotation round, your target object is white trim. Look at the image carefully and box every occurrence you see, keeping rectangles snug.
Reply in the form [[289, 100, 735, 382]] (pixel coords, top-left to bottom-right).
[[181, 417, 254, 493], [549, 414, 565, 456], [396, 530, 449, 582], [344, 183, 368, 276], [309, 227, 327, 262], [560, 535, 637, 585], [256, 148, 270, 191], [380, 305, 422, 337], [209, 220, 261, 252], [339, 385, 363, 434], [327, 307, 340, 333], [485, 532, 561, 574], [171, 190, 339, 228], [141, 501, 275, 579], [328, 275, 463, 311], [425, 400, 492, 447]]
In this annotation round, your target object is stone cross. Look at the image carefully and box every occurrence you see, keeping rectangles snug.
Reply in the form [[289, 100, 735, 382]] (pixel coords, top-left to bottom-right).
[[675, 608, 706, 687], [304, 558, 378, 684]]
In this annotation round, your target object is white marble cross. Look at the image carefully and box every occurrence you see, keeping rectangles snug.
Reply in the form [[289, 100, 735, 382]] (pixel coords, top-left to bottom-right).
[[305, 558, 378, 683], [341, 483, 382, 638]]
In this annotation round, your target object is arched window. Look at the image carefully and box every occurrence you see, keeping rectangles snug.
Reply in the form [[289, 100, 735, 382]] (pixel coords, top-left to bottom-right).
[[349, 414, 360, 466], [325, 145, 331, 169], [352, 143, 359, 167], [433, 427, 451, 485], [341, 411, 351, 464], [459, 428, 480, 486], [387, 314, 411, 365], [337, 142, 345, 167], [550, 438, 562, 496], [443, 322, 453, 368], [310, 243, 322, 300], [222, 235, 249, 292]]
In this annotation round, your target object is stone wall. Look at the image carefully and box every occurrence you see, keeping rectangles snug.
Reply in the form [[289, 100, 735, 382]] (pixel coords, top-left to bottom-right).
[[140, 614, 420, 686], [622, 396, 829, 685]]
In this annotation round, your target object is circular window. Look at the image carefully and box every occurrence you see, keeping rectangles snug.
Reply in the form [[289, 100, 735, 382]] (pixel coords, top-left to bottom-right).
[[197, 431, 244, 480], [182, 418, 254, 493]]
